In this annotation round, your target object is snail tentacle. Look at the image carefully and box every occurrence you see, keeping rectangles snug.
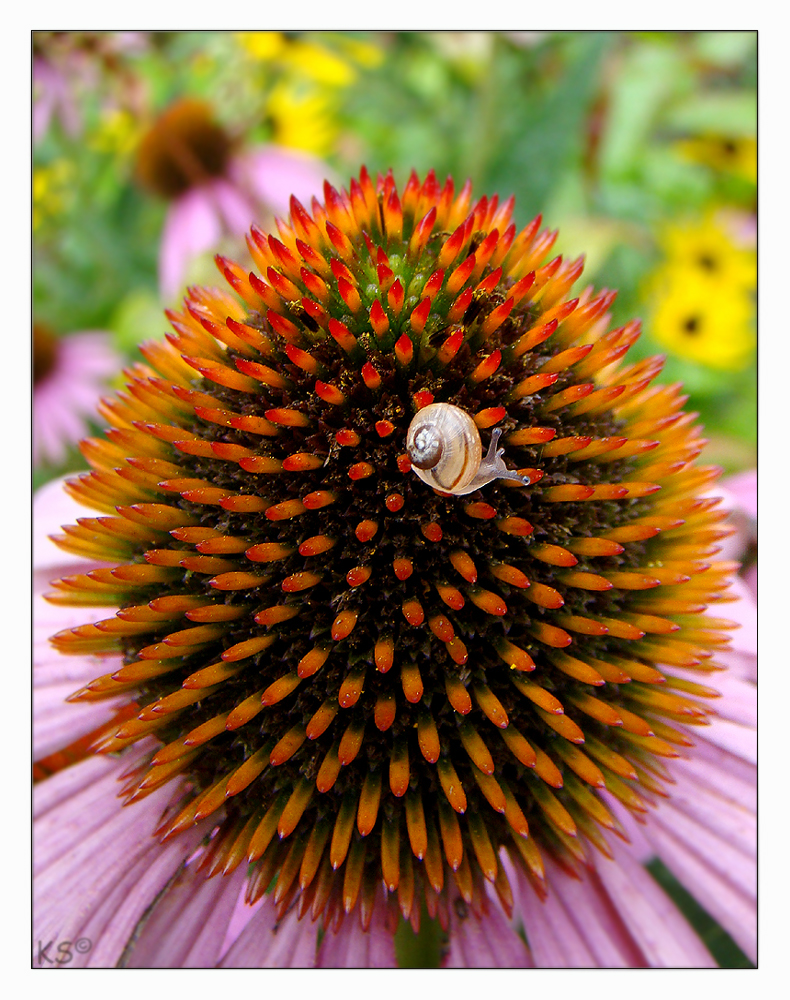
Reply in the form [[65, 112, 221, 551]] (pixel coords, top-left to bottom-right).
[[464, 427, 531, 493], [406, 404, 530, 496]]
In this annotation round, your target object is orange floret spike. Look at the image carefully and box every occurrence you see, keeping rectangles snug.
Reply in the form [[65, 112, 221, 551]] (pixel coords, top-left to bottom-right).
[[374, 691, 396, 731], [331, 610, 358, 641], [437, 757, 467, 813], [417, 710, 441, 763], [481, 297, 514, 338], [328, 318, 358, 353], [347, 560, 373, 585], [382, 185, 403, 241], [450, 550, 478, 583], [380, 818, 401, 891], [437, 799, 465, 869], [394, 334, 414, 366], [445, 674, 473, 714], [447, 286, 474, 324], [401, 662, 424, 703], [357, 771, 382, 837], [474, 685, 509, 728], [410, 296, 433, 335], [297, 644, 331, 680], [436, 328, 465, 365], [305, 700, 338, 740], [470, 350, 502, 383], [369, 299, 389, 339], [314, 381, 345, 406], [374, 637, 394, 673], [408, 206, 437, 257], [337, 718, 365, 765], [387, 278, 404, 316], [389, 740, 410, 798]]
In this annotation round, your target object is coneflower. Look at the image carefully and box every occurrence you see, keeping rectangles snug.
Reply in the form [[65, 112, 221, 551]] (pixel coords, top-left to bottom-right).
[[38, 167, 753, 965], [33, 322, 120, 468], [134, 97, 327, 299]]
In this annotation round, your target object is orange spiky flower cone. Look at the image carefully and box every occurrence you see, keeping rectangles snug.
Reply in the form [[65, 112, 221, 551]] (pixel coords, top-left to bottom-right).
[[46, 167, 738, 936]]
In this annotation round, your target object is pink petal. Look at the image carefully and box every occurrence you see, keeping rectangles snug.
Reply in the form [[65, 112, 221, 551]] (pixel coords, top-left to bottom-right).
[[694, 714, 756, 762], [34, 685, 124, 760], [643, 822, 756, 962], [220, 892, 265, 958], [58, 332, 120, 376], [33, 333, 119, 467], [34, 751, 198, 960], [655, 767, 755, 858], [34, 751, 115, 820], [33, 579, 125, 759], [124, 865, 247, 967], [512, 867, 598, 967], [548, 864, 647, 967], [592, 841, 715, 967], [34, 476, 94, 571], [33, 387, 88, 466], [210, 177, 258, 235], [723, 575, 757, 660], [706, 474, 756, 566], [686, 730, 757, 788], [649, 802, 754, 899], [512, 796, 721, 969], [702, 671, 756, 727], [317, 892, 397, 968], [235, 146, 329, 216], [723, 469, 756, 521], [80, 834, 206, 968], [219, 899, 319, 967], [159, 190, 222, 300], [443, 895, 533, 968]]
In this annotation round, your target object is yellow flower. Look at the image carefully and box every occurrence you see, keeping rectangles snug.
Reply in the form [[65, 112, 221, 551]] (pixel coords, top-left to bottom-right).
[[657, 214, 755, 293], [237, 32, 377, 87], [266, 82, 337, 157], [87, 108, 141, 158], [282, 40, 356, 86], [33, 160, 75, 230], [648, 266, 754, 371], [676, 135, 756, 184], [236, 31, 287, 62]]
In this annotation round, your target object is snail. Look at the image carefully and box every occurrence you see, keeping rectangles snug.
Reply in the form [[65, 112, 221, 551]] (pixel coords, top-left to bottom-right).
[[406, 402, 531, 496]]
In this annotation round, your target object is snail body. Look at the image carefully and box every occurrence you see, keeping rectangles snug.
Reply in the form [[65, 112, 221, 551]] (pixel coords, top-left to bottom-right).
[[406, 402, 530, 496]]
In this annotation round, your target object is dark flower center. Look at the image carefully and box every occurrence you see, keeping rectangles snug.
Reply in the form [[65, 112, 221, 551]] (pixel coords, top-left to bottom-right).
[[33, 323, 59, 385], [135, 99, 234, 199], [682, 315, 701, 336], [696, 253, 718, 272]]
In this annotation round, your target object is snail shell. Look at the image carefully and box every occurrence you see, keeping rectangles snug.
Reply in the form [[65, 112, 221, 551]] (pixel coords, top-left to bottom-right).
[[406, 402, 530, 496]]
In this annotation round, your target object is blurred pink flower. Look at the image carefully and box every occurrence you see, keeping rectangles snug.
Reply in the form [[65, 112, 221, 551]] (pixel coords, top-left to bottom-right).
[[33, 32, 148, 145], [33, 54, 81, 143], [33, 326, 120, 468], [711, 469, 757, 599], [159, 146, 330, 301], [33, 478, 756, 968], [134, 99, 329, 301]]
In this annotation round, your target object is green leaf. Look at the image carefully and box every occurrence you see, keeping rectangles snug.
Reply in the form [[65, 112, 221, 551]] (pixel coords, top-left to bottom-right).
[[599, 41, 691, 180], [484, 33, 614, 220]]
